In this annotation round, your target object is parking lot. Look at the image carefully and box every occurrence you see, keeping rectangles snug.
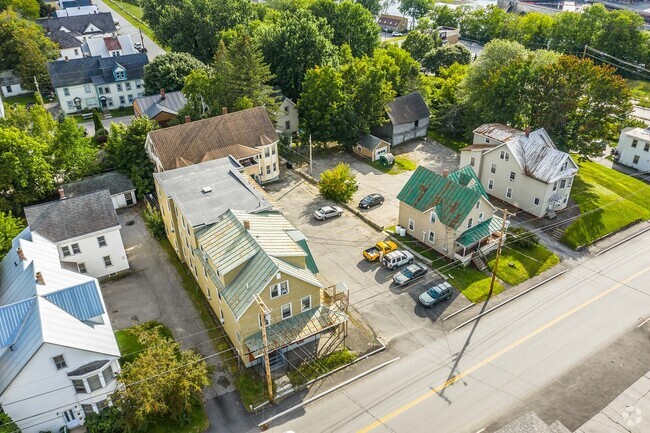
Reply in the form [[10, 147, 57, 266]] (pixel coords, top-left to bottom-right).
[[301, 138, 459, 229], [265, 169, 471, 355]]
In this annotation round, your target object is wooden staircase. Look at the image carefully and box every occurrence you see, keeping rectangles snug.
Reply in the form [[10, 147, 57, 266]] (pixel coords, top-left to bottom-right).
[[550, 227, 565, 241], [472, 253, 487, 271]]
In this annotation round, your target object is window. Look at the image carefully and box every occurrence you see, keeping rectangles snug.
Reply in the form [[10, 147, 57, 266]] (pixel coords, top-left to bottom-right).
[[284, 105, 289, 113], [62, 245, 71, 257], [467, 218, 473, 228], [265, 148, 270, 157], [115, 70, 126, 80], [429, 212, 436, 223], [64, 87, 70, 96], [273, 162, 277, 172], [85, 98, 96, 106], [485, 138, 490, 143], [506, 187, 513, 199], [490, 163, 496, 174], [645, 143, 650, 152], [266, 165, 271, 175], [97, 236, 107, 247], [67, 100, 75, 110], [478, 212, 484, 222], [84, 83, 91, 93], [414, 119, 419, 128], [559, 179, 566, 189], [509, 171, 516, 181], [533, 197, 540, 206], [272, 146, 276, 155], [567, 177, 573, 188], [72, 379, 86, 393], [119, 95, 126, 105], [81, 404, 94, 414], [553, 182, 557, 191], [285, 120, 291, 130], [488, 179, 494, 190], [258, 313, 271, 328], [71, 243, 80, 254], [475, 201, 480, 210], [102, 365, 115, 384], [270, 280, 289, 298], [470, 157, 475, 167], [632, 139, 638, 148], [301, 295, 311, 312], [104, 86, 111, 94], [53, 355, 67, 370], [281, 303, 292, 320], [125, 82, 132, 91], [78, 262, 87, 274], [408, 219, 414, 231], [499, 151, 509, 161], [136, 80, 142, 89], [5, 85, 11, 93], [563, 195, 568, 204], [128, 94, 133, 103], [103, 255, 112, 267], [561, 161, 568, 171], [87, 375, 102, 391], [633, 155, 640, 164], [428, 230, 435, 243], [107, 97, 114, 107], [96, 400, 109, 411]]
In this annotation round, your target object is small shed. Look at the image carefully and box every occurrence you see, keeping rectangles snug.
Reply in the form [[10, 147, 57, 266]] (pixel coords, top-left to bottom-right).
[[354, 135, 391, 161], [62, 171, 137, 209]]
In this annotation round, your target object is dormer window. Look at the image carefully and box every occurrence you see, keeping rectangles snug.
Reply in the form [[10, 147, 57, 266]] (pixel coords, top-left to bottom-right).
[[113, 66, 127, 81]]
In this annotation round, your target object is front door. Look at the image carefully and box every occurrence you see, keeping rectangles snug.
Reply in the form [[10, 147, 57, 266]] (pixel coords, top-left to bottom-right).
[[63, 408, 80, 428], [125, 192, 134, 206], [100, 96, 107, 108]]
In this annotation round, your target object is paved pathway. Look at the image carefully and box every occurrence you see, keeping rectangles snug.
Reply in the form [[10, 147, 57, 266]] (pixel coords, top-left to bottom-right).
[[79, 114, 133, 135]]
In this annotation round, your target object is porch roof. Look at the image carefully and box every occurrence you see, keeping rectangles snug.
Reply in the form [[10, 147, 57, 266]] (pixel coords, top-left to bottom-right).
[[456, 217, 502, 247], [244, 305, 347, 358]]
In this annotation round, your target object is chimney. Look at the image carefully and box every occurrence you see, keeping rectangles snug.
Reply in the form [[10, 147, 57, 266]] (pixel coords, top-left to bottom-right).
[[243, 220, 250, 231], [442, 169, 449, 178], [160, 88, 165, 100], [17, 247, 26, 261], [64, 56, 69, 61], [58, 187, 65, 199], [525, 126, 531, 138], [222, 107, 228, 115], [35, 271, 45, 285], [184, 115, 191, 124]]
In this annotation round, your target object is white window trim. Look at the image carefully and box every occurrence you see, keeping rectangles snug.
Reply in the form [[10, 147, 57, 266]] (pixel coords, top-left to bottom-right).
[[429, 212, 436, 223], [281, 303, 292, 320], [533, 197, 540, 206], [301, 295, 312, 312], [270, 280, 289, 299], [509, 171, 516, 182], [488, 179, 494, 190], [408, 219, 414, 231], [478, 212, 484, 222], [467, 218, 473, 228], [428, 230, 435, 244], [506, 187, 513, 199]]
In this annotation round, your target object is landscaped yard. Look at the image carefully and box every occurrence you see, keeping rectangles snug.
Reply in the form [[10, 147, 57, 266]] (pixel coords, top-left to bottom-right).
[[561, 158, 650, 248], [368, 155, 416, 175], [115, 321, 173, 365], [486, 245, 560, 286], [628, 79, 650, 108], [287, 349, 357, 387], [428, 130, 468, 153], [3, 93, 37, 106]]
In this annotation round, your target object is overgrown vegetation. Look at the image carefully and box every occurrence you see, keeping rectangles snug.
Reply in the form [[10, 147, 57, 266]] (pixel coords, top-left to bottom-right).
[[143, 204, 166, 240], [287, 349, 357, 387], [0, 211, 25, 260], [628, 79, 650, 108], [507, 226, 540, 249], [368, 155, 416, 175], [319, 162, 359, 203]]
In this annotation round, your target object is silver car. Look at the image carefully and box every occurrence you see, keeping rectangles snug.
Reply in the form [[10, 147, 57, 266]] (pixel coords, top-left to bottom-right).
[[392, 262, 428, 286], [313, 205, 343, 221]]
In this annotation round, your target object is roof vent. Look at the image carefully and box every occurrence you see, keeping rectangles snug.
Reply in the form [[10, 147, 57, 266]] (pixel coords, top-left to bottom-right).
[[35, 271, 45, 285], [201, 186, 213, 194]]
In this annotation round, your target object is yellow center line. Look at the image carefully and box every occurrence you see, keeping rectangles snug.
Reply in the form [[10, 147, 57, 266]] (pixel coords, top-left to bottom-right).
[[357, 265, 650, 433]]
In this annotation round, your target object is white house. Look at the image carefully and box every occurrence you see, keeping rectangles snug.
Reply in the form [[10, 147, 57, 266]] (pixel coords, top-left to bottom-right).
[[47, 52, 148, 113], [86, 35, 138, 58], [460, 124, 578, 218], [37, 13, 117, 44], [0, 70, 31, 98], [275, 97, 299, 134], [0, 94, 4, 118], [146, 106, 281, 184], [62, 171, 137, 209], [617, 127, 650, 173], [24, 189, 130, 278], [0, 228, 121, 433], [55, 5, 100, 16]]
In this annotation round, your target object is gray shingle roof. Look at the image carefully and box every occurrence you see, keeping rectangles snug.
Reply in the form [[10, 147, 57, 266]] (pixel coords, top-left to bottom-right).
[[46, 52, 148, 88], [62, 172, 135, 198], [386, 92, 430, 125], [49, 30, 83, 49], [134, 91, 187, 119], [358, 134, 389, 151], [24, 190, 120, 243], [37, 12, 116, 35]]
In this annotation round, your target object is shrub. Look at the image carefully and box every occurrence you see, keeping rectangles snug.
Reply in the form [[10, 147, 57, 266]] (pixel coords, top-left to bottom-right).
[[85, 406, 124, 433], [143, 204, 166, 240], [94, 128, 108, 145], [318, 163, 358, 203], [508, 226, 539, 249]]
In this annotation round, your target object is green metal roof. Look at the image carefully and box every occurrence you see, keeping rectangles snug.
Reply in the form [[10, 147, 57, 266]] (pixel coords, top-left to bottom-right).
[[456, 217, 502, 247], [296, 239, 319, 274], [447, 165, 488, 199], [397, 166, 483, 230]]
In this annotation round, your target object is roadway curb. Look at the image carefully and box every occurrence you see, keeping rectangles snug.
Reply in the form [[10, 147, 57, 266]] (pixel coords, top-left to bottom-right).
[[595, 222, 650, 256]]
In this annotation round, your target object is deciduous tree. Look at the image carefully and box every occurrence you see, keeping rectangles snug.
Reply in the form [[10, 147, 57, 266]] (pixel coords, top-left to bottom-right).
[[298, 65, 347, 143], [143, 52, 206, 95], [0, 0, 39, 19], [401, 29, 440, 62], [0, 211, 24, 260], [319, 163, 358, 203], [399, 0, 432, 27], [50, 117, 97, 182], [422, 43, 471, 73]]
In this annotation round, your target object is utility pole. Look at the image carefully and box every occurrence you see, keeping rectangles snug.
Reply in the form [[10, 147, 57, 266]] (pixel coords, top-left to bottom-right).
[[33, 76, 40, 95], [255, 296, 274, 403], [582, 45, 587, 59], [309, 134, 313, 177], [487, 208, 515, 299], [140, 29, 145, 52]]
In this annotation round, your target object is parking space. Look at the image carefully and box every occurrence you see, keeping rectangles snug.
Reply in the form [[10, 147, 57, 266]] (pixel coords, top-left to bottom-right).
[[301, 139, 459, 229], [264, 169, 469, 354]]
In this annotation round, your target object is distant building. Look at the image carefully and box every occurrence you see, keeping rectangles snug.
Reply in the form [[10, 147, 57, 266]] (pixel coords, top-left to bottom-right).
[[0, 70, 31, 98], [133, 89, 187, 127], [0, 228, 121, 433], [617, 127, 650, 173], [0, 94, 4, 118], [24, 189, 130, 278], [275, 97, 299, 135], [145, 106, 281, 184], [438, 26, 459, 44], [86, 35, 138, 58], [377, 14, 408, 33], [354, 134, 391, 161], [55, 5, 100, 16], [62, 171, 137, 209], [37, 12, 117, 43], [372, 92, 430, 146]]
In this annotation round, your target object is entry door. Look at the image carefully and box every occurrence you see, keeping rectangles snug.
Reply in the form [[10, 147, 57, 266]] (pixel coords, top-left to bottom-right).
[[125, 192, 134, 206], [63, 408, 81, 428]]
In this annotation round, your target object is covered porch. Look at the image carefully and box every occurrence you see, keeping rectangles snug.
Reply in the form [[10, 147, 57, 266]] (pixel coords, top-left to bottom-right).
[[454, 217, 503, 265]]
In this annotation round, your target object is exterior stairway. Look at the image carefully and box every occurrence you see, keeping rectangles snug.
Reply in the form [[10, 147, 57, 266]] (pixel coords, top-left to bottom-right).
[[472, 253, 487, 271]]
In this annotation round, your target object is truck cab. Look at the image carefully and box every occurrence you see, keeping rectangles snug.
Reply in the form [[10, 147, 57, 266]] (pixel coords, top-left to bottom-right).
[[363, 241, 398, 262]]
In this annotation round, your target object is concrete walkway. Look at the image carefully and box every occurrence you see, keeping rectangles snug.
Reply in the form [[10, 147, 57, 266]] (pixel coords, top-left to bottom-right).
[[79, 114, 133, 135]]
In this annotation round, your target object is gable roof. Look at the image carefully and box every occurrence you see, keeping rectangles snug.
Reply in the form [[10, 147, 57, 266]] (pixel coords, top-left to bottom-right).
[[62, 171, 135, 198], [0, 229, 119, 394], [148, 106, 278, 171], [25, 189, 120, 243], [37, 12, 116, 35], [86, 35, 137, 58], [377, 14, 407, 27], [61, 0, 92, 8], [134, 91, 187, 119], [49, 30, 83, 49], [472, 123, 524, 144], [397, 166, 490, 230], [446, 165, 488, 199], [358, 134, 389, 151], [386, 92, 430, 126], [46, 52, 148, 88]]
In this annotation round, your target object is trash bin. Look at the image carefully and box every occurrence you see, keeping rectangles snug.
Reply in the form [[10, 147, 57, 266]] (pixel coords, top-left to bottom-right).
[[395, 225, 401, 234], [285, 161, 293, 169], [399, 227, 406, 237]]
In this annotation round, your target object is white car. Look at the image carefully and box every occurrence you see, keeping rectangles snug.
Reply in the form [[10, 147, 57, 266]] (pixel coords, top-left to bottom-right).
[[392, 32, 403, 36], [313, 206, 343, 221]]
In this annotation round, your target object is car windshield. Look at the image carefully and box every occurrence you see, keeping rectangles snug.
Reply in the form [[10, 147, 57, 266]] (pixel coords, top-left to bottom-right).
[[320, 206, 333, 213], [361, 197, 371, 203], [402, 267, 415, 278], [427, 287, 441, 298]]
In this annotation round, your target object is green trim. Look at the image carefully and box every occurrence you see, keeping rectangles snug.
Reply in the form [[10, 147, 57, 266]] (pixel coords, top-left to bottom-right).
[[456, 217, 502, 247]]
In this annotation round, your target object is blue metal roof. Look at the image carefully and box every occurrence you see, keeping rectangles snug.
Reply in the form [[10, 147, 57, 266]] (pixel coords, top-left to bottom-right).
[[43, 281, 105, 321], [0, 299, 35, 348]]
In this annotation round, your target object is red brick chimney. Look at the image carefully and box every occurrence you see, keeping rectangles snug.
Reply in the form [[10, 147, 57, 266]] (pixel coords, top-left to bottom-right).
[[35, 271, 45, 285], [184, 115, 191, 124], [58, 187, 65, 199], [525, 126, 531, 138], [442, 169, 449, 178], [17, 247, 26, 261], [160, 88, 166, 100]]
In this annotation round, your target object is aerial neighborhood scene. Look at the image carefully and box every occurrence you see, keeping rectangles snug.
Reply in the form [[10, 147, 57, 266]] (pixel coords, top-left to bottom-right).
[[2, 0, 650, 430]]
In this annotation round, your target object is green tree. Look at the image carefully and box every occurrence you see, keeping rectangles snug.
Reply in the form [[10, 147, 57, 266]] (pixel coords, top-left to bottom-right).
[[143, 204, 166, 240], [0, 126, 52, 212], [50, 117, 97, 182], [425, 63, 468, 135], [143, 52, 206, 95], [84, 406, 124, 433], [0, 411, 19, 433], [92, 109, 103, 133], [298, 65, 347, 143], [458, 5, 509, 43], [256, 10, 337, 99], [318, 162, 358, 203], [464, 39, 527, 91], [0, 0, 39, 19], [372, 44, 420, 95], [114, 324, 210, 432], [0, 10, 58, 91], [401, 29, 440, 62], [508, 226, 539, 249], [428, 4, 467, 28], [357, 0, 381, 16], [422, 43, 471, 73], [0, 211, 24, 260], [504, 12, 554, 49], [399, 0, 432, 27], [105, 117, 158, 197]]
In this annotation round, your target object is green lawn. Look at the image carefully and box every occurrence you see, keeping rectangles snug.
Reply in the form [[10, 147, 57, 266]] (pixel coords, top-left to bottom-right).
[[486, 245, 559, 286], [115, 321, 173, 365], [102, 0, 163, 48], [561, 158, 650, 248], [428, 130, 468, 153], [3, 93, 37, 106], [368, 155, 416, 175], [287, 349, 357, 387], [628, 79, 650, 108]]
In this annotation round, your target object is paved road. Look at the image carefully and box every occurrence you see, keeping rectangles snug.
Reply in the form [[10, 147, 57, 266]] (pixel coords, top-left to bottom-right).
[[92, 0, 166, 61], [79, 114, 133, 135], [265, 230, 650, 433]]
